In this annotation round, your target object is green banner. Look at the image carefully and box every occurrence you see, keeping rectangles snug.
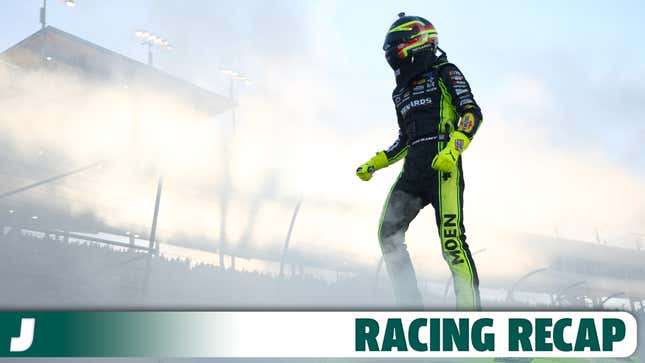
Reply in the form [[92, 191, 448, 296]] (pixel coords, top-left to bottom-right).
[[0, 312, 234, 357], [0, 311, 637, 359]]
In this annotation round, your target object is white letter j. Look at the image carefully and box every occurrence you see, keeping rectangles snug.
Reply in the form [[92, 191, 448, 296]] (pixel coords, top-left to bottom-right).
[[10, 318, 35, 352]]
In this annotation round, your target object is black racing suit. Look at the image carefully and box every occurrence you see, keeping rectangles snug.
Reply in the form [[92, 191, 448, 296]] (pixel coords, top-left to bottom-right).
[[378, 53, 483, 309]]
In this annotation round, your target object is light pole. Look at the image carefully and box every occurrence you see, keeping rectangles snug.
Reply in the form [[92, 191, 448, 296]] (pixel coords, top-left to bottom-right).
[[215, 68, 250, 268], [40, 0, 77, 29], [219, 68, 251, 132], [134, 30, 172, 254], [505, 267, 549, 303], [279, 198, 303, 278], [40, 0, 47, 29]]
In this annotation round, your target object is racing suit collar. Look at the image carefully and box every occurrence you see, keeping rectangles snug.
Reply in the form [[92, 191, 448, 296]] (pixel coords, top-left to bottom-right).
[[394, 49, 447, 88]]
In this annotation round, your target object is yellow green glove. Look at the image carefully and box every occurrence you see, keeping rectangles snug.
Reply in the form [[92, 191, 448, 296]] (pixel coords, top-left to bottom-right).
[[431, 131, 471, 172], [356, 151, 389, 181]]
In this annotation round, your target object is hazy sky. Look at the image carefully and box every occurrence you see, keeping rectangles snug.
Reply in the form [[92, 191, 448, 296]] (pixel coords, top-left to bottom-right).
[[1, 1, 644, 277], [2, 0, 644, 166]]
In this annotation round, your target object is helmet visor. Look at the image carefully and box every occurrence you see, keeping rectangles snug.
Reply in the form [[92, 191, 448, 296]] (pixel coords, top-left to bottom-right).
[[383, 30, 412, 51]]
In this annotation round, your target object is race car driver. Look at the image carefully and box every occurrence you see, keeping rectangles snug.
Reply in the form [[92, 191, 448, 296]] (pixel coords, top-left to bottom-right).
[[356, 13, 483, 310]]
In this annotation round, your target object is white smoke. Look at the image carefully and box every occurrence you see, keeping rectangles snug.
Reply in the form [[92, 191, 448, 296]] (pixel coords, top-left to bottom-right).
[[0, 1, 644, 288]]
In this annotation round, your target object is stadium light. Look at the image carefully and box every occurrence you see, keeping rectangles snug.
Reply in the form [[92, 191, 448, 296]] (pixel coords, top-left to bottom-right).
[[9, 210, 14, 214], [32, 216, 39, 220], [220, 68, 250, 81], [134, 30, 172, 66], [40, 0, 78, 30]]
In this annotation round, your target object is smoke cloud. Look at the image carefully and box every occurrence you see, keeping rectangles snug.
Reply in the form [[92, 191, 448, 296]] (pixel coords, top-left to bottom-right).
[[0, 1, 644, 290]]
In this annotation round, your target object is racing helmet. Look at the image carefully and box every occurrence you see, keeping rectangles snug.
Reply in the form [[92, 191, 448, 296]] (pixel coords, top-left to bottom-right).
[[383, 12, 439, 70]]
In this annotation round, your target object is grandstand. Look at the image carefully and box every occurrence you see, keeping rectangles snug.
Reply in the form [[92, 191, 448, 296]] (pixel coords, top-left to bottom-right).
[[0, 25, 232, 239], [1, 26, 232, 115], [0, 228, 393, 309], [470, 233, 645, 311], [0, 25, 233, 257]]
